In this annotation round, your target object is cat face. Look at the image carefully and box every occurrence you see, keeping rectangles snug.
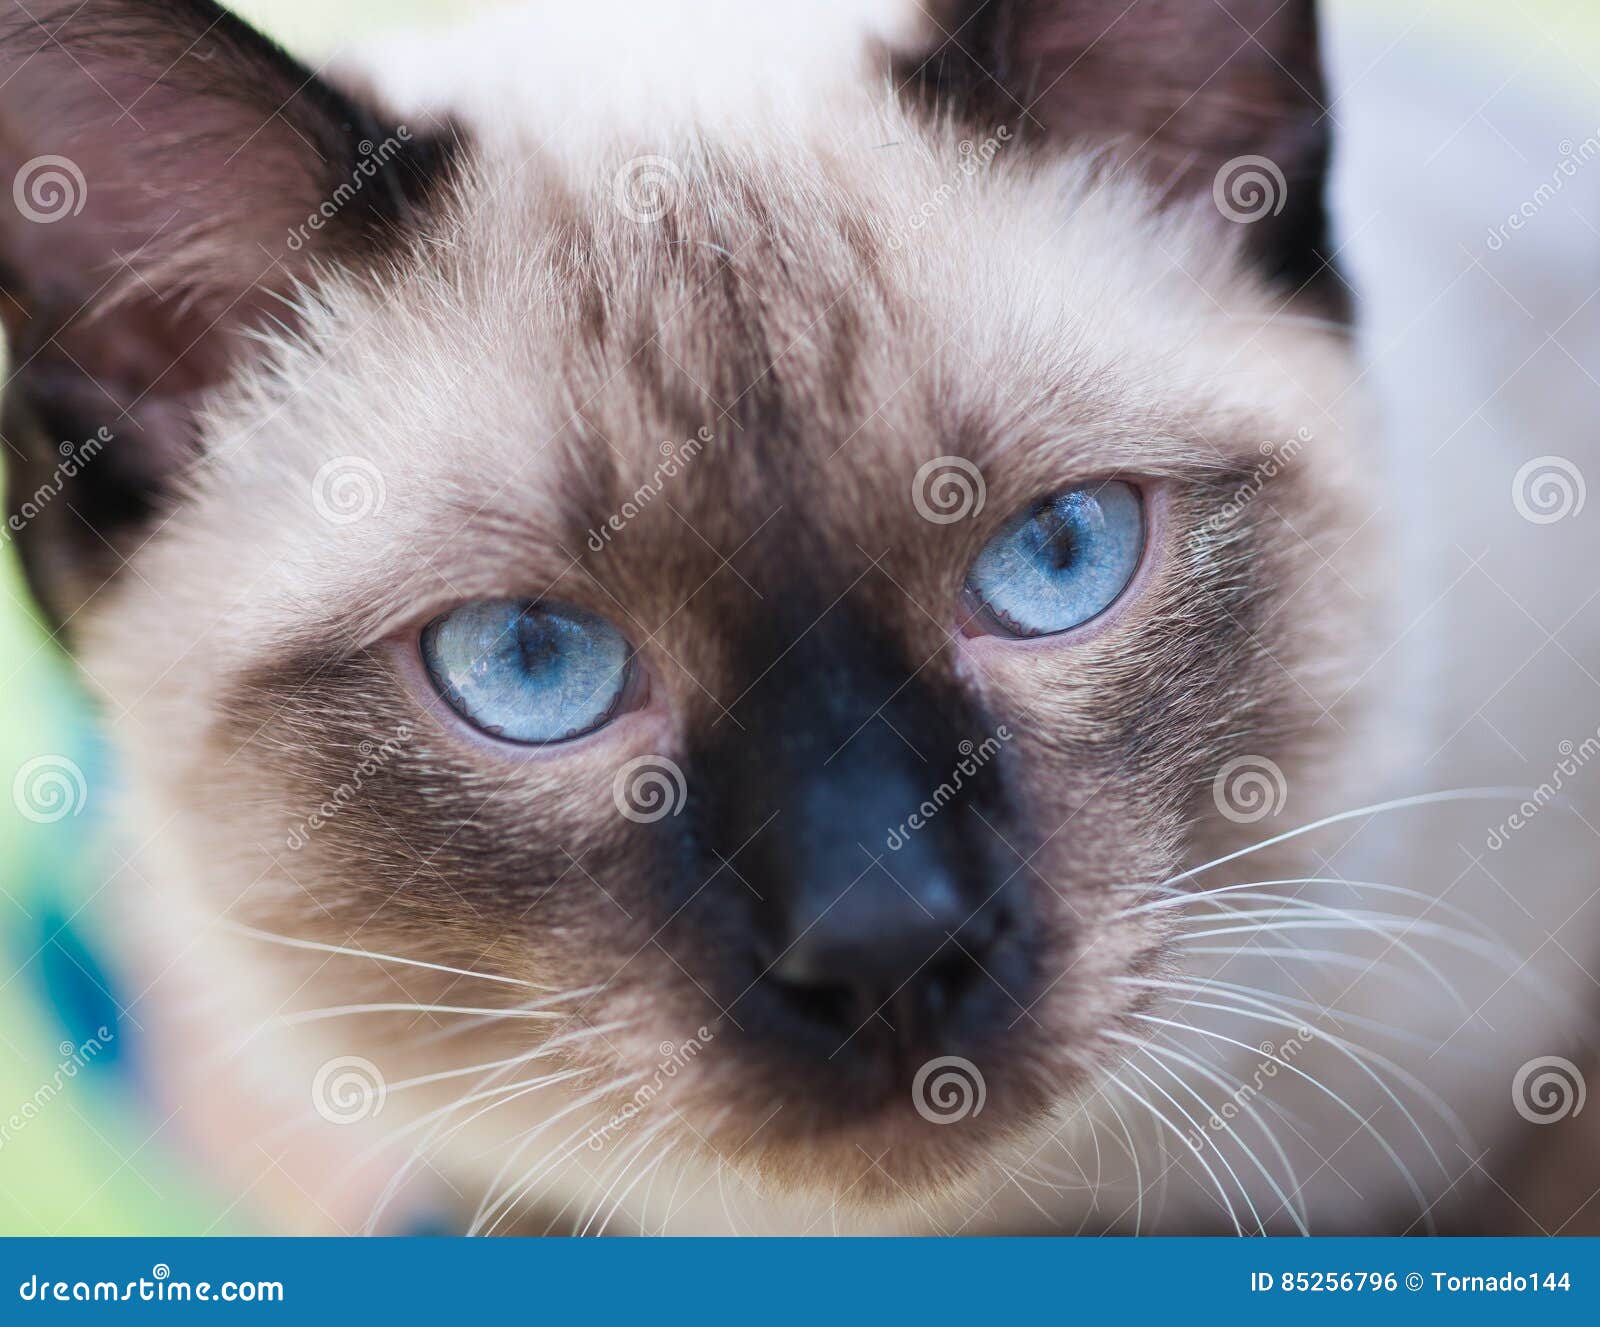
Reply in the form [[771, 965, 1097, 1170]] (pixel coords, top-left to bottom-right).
[[2, 0, 1370, 1221]]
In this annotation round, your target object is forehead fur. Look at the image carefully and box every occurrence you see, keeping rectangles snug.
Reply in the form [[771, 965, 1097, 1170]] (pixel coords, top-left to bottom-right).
[[85, 98, 1353, 698]]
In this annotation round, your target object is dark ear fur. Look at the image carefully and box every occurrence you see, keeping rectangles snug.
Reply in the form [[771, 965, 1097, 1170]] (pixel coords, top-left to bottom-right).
[[898, 0, 1339, 304], [0, 0, 460, 628]]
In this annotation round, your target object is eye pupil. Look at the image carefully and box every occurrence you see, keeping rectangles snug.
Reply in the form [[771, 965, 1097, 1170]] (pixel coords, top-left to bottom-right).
[[966, 483, 1144, 638], [1034, 504, 1079, 572], [516, 614, 560, 669]]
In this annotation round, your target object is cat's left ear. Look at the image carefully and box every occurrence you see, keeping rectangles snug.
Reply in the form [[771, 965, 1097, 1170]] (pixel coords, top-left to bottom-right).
[[0, 0, 460, 627], [900, 0, 1338, 301]]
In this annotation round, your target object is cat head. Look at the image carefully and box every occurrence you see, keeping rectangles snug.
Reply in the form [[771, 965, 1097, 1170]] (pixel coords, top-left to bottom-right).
[[2, 0, 1370, 1224]]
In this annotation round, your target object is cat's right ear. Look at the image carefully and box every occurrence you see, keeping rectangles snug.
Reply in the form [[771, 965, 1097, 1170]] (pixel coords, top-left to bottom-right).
[[898, 0, 1337, 302], [0, 0, 460, 629]]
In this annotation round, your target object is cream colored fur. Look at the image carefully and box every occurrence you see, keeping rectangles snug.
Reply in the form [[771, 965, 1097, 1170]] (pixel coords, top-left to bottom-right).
[[70, 1, 1600, 1235]]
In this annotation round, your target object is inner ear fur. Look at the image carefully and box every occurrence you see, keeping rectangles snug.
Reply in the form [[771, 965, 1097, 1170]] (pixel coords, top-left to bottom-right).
[[897, 0, 1339, 303], [0, 0, 461, 629]]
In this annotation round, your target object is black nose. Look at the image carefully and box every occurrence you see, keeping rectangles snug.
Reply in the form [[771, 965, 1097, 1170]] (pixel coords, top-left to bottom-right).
[[694, 601, 1025, 1053], [769, 849, 988, 989], [761, 754, 1011, 1036]]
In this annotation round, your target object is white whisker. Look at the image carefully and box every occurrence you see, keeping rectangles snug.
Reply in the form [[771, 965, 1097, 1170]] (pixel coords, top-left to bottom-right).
[[1093, 1082, 1146, 1235], [1101, 1066, 1245, 1235], [281, 1000, 577, 1026], [1167, 912, 1468, 1009], [1120, 973, 1436, 1054], [1118, 1046, 1268, 1233], [473, 1079, 647, 1235], [1117, 877, 1497, 942], [1129, 1011, 1434, 1228], [224, 922, 551, 990], [1174, 943, 1456, 1006], [1128, 977, 1471, 1157], [366, 1019, 639, 1232], [362, 1067, 593, 1232], [580, 1116, 680, 1237], [408, 1000, 615, 1048], [1159, 788, 1536, 889], [602, 1138, 679, 1238], [1107, 1029, 1309, 1234]]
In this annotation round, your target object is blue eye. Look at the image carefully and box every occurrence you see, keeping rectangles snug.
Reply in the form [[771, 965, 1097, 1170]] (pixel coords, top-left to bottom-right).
[[421, 599, 633, 744], [965, 483, 1145, 637]]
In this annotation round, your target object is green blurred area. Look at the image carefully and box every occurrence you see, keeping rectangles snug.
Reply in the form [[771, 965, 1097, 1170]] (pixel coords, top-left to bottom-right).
[[2, 0, 1598, 1237]]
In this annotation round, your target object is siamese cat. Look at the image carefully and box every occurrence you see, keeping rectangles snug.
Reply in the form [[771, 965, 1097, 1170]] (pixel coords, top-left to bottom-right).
[[3, 0, 1596, 1234]]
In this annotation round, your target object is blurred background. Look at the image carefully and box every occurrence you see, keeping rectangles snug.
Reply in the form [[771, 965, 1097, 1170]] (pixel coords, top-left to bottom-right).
[[1, 0, 1598, 1235]]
